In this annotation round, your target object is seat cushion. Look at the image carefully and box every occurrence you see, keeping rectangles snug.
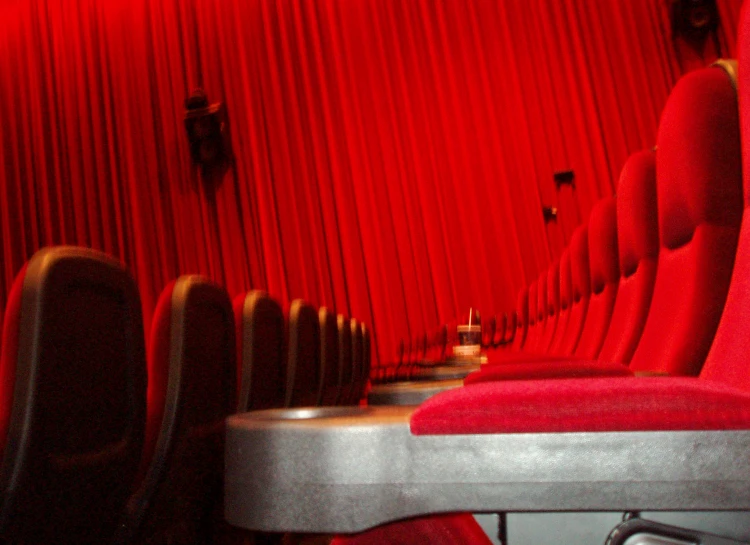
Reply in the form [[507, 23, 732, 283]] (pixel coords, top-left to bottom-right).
[[464, 360, 632, 384], [411, 377, 750, 435]]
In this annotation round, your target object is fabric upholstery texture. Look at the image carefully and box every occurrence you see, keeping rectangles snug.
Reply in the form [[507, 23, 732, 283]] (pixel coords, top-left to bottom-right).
[[464, 360, 632, 384], [598, 150, 659, 364], [572, 197, 619, 359], [630, 66, 743, 376], [412, 377, 750, 435]]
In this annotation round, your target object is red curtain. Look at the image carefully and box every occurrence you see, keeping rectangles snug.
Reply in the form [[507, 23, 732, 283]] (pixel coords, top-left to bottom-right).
[[0, 0, 742, 365]]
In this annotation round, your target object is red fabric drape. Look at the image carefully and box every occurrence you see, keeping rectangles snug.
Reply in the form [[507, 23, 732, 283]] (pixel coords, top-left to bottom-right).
[[0, 0, 742, 365]]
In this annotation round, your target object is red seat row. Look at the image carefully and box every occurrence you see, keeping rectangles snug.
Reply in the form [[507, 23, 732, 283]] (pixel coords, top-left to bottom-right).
[[0, 247, 369, 543]]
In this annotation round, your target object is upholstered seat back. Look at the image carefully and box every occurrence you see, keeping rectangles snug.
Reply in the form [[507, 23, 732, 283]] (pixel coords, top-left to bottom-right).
[[598, 150, 659, 364], [554, 225, 591, 355], [234, 291, 285, 411], [538, 259, 561, 353], [573, 197, 619, 359], [511, 287, 529, 351], [0, 247, 146, 544], [548, 249, 572, 354], [116, 275, 235, 544], [630, 65, 743, 376], [286, 300, 321, 407]]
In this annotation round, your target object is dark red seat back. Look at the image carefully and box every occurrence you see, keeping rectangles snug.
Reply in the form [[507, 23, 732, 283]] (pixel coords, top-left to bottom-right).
[[350, 319, 364, 404], [523, 279, 539, 351], [0, 247, 146, 544], [701, 54, 750, 387], [338, 315, 354, 404], [548, 248, 572, 354], [511, 287, 529, 350], [555, 225, 591, 355], [598, 150, 659, 364], [539, 259, 561, 353], [573, 196, 619, 359], [286, 300, 321, 407], [630, 64, 743, 376], [116, 275, 235, 544], [319, 307, 341, 406], [234, 291, 285, 411]]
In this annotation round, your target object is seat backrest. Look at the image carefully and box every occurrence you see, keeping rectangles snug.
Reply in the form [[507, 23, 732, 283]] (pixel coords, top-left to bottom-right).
[[573, 196, 619, 359], [361, 323, 371, 391], [538, 259, 561, 353], [598, 150, 660, 364], [0, 247, 146, 544], [548, 248, 572, 354], [522, 279, 539, 351], [318, 307, 341, 406], [553, 224, 591, 355], [349, 319, 364, 404], [503, 312, 516, 345], [286, 300, 321, 407], [492, 314, 506, 347], [234, 291, 285, 411], [511, 287, 529, 350], [481, 315, 495, 349], [337, 315, 354, 404], [116, 275, 235, 545], [630, 63, 743, 376], [701, 45, 750, 387]]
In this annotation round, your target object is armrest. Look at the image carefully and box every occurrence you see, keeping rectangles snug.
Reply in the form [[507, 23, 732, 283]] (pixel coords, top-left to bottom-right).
[[225, 404, 750, 533]]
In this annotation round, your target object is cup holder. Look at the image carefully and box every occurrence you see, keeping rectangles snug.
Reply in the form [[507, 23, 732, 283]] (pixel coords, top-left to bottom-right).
[[241, 406, 370, 421]]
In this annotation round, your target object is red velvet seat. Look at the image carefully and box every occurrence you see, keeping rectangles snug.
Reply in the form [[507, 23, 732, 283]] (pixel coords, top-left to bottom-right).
[[509, 288, 528, 351], [548, 224, 591, 356], [115, 275, 236, 544], [492, 313, 506, 347], [0, 247, 146, 544], [546, 249, 572, 353], [597, 150, 659, 364], [538, 259, 561, 353], [234, 290, 286, 411], [285, 299, 321, 407], [628, 64, 743, 377], [319, 307, 341, 406], [481, 315, 495, 349], [565, 196, 619, 360]]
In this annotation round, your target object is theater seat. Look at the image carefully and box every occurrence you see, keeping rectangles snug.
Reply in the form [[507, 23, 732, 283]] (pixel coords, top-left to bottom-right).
[[338, 314, 354, 404], [116, 276, 235, 544], [285, 300, 321, 407], [597, 149, 659, 364], [234, 291, 285, 411], [319, 307, 341, 406], [0, 247, 146, 544]]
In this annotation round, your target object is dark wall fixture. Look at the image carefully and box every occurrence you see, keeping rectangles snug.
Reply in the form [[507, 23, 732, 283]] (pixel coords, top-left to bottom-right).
[[542, 206, 558, 223], [553, 170, 575, 189], [184, 89, 232, 183], [670, 0, 719, 42]]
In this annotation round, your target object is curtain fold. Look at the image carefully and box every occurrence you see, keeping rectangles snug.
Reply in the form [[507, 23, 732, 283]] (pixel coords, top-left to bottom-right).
[[0, 0, 741, 365]]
